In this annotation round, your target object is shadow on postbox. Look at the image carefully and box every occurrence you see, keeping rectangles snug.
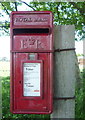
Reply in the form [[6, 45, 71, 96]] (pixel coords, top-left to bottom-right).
[[10, 11, 53, 114]]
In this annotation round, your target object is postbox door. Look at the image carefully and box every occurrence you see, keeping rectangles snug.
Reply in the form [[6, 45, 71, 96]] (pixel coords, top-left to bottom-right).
[[12, 52, 52, 114]]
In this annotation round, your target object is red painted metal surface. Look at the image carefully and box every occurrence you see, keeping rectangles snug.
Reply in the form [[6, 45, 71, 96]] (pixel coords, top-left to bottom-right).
[[10, 11, 53, 114]]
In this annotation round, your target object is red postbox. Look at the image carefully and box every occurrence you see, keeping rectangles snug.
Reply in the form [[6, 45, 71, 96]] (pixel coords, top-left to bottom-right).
[[10, 11, 53, 114]]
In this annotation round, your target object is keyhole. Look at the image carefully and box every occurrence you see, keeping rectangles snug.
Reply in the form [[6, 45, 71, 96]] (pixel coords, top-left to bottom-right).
[[19, 81, 21, 84]]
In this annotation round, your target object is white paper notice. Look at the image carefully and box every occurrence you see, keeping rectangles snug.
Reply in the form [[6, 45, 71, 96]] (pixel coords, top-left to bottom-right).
[[23, 63, 40, 96]]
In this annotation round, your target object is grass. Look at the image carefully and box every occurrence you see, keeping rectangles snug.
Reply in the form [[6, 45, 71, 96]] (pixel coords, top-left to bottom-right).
[[2, 76, 50, 120], [1, 62, 84, 119], [0, 62, 50, 119], [75, 69, 85, 119]]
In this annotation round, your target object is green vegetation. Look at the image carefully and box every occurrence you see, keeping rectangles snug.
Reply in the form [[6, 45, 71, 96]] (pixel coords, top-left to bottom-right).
[[1, 69, 85, 119], [75, 69, 85, 119], [0, 2, 85, 40], [2, 76, 50, 119]]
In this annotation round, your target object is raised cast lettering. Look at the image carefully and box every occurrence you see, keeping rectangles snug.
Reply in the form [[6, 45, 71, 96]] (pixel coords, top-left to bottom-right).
[[21, 37, 36, 49], [15, 17, 48, 23], [21, 39, 28, 49], [34, 18, 48, 22], [15, 17, 32, 22], [20, 38, 44, 49]]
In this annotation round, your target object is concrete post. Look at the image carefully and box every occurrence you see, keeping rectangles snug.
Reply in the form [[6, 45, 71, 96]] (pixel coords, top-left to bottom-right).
[[51, 25, 75, 119]]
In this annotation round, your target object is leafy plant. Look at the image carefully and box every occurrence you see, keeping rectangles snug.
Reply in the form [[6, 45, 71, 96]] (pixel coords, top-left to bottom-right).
[[2, 76, 50, 119], [1, 69, 85, 119], [75, 69, 85, 119], [0, 2, 85, 40]]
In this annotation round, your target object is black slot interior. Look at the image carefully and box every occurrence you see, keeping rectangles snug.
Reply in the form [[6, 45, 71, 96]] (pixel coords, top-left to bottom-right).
[[13, 28, 49, 35]]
